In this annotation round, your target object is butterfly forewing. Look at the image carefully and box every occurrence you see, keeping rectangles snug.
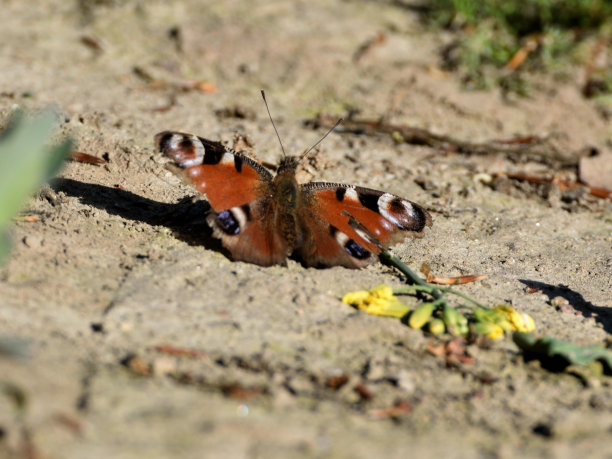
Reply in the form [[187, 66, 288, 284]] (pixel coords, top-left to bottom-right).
[[155, 131, 272, 210]]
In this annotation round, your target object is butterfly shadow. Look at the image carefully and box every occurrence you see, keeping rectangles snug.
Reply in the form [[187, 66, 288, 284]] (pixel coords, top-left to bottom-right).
[[519, 279, 612, 334], [51, 178, 226, 254]]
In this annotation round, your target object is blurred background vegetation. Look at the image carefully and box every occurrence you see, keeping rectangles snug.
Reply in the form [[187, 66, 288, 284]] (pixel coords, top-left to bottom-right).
[[421, 0, 612, 97], [0, 112, 71, 263]]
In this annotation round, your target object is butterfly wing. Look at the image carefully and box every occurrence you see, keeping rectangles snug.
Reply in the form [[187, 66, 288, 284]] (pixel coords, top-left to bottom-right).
[[297, 182, 431, 268], [155, 131, 273, 210], [156, 131, 289, 266], [205, 200, 291, 266]]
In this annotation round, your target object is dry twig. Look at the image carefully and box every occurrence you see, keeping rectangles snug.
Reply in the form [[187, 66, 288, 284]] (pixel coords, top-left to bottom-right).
[[499, 172, 612, 201], [420, 263, 487, 285], [310, 113, 572, 166]]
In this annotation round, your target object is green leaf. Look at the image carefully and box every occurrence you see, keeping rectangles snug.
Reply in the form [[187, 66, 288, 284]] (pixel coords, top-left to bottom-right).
[[0, 231, 10, 262], [1, 381, 28, 412], [513, 332, 612, 374], [0, 336, 32, 359], [0, 110, 71, 262]]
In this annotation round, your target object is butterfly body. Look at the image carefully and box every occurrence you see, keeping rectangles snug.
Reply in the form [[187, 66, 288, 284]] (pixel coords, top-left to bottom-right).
[[156, 131, 431, 268]]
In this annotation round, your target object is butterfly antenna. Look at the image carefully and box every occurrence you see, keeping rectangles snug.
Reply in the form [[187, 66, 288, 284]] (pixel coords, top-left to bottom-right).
[[300, 118, 343, 161], [261, 90, 287, 158]]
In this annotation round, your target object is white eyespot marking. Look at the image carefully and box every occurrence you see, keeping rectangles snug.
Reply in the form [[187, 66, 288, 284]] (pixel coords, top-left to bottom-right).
[[172, 135, 206, 168], [378, 193, 415, 228], [344, 187, 359, 202], [332, 228, 370, 260], [169, 134, 182, 150], [355, 227, 376, 247], [221, 152, 235, 166], [229, 206, 248, 230], [179, 157, 203, 168], [334, 229, 349, 247], [191, 136, 205, 158]]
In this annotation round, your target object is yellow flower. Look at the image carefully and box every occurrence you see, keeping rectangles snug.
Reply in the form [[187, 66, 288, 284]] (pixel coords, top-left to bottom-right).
[[369, 284, 394, 300], [487, 324, 504, 340], [364, 297, 411, 318], [342, 284, 410, 318], [341, 290, 370, 307], [513, 312, 536, 332], [493, 305, 536, 332], [473, 321, 504, 340]]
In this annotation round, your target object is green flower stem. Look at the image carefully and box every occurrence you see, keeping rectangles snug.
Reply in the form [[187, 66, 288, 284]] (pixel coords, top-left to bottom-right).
[[429, 296, 447, 308], [380, 250, 487, 309], [433, 286, 488, 310], [393, 283, 487, 310], [379, 250, 443, 299]]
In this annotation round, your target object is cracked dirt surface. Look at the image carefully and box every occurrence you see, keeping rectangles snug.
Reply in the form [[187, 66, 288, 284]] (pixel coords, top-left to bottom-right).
[[1, 1, 611, 458]]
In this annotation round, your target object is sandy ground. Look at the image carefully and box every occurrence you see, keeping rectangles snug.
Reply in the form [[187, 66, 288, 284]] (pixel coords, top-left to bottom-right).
[[1, 1, 611, 458]]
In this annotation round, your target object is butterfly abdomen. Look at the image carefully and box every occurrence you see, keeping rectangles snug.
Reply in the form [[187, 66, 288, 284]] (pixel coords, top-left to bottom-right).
[[273, 173, 301, 251]]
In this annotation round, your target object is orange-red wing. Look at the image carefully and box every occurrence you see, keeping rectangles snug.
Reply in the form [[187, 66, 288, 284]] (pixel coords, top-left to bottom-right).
[[302, 183, 431, 253], [156, 131, 272, 210], [208, 203, 289, 267]]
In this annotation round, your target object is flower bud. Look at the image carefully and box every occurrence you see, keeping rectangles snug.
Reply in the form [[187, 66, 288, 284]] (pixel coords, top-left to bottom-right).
[[427, 318, 446, 336], [408, 303, 435, 329], [442, 305, 462, 335]]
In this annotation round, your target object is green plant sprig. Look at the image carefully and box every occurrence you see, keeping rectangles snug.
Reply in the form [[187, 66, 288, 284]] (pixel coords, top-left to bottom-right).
[[342, 250, 535, 340], [379, 250, 487, 309]]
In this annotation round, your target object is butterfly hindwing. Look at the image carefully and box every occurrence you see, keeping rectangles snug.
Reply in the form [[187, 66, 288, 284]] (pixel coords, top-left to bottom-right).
[[298, 183, 431, 267], [296, 208, 375, 268], [155, 131, 273, 211], [206, 200, 290, 266]]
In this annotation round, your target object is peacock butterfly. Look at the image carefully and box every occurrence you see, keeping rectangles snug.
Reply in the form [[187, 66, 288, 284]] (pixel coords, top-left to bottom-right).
[[155, 97, 431, 268]]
